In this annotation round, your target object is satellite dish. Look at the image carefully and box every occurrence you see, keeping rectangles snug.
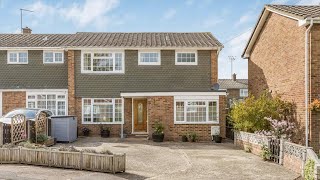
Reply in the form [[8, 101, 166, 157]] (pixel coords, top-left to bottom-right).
[[212, 83, 220, 90]]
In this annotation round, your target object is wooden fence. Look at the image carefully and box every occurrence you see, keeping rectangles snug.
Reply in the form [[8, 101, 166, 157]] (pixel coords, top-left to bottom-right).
[[0, 148, 126, 173]]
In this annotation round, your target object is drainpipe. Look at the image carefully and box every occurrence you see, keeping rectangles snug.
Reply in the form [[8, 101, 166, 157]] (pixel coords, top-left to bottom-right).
[[305, 19, 314, 147]]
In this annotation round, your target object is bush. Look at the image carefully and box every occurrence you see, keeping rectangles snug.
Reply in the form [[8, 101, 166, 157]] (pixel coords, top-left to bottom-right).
[[230, 92, 295, 133], [188, 132, 198, 142], [261, 144, 272, 161], [36, 134, 48, 144], [153, 121, 164, 135], [304, 159, 315, 180]]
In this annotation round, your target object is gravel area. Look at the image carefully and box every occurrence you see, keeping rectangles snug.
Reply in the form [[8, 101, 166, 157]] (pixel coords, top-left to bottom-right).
[[0, 137, 299, 180]]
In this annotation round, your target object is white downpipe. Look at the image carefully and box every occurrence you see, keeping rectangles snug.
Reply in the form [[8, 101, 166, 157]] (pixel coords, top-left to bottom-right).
[[305, 19, 314, 147]]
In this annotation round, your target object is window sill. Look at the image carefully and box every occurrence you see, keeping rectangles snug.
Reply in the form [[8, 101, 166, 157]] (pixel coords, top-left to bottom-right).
[[82, 122, 123, 125], [174, 121, 219, 125], [7, 62, 28, 65], [81, 71, 125, 75]]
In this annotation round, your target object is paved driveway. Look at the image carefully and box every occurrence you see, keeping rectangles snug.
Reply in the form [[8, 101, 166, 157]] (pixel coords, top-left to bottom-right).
[[0, 137, 299, 180]]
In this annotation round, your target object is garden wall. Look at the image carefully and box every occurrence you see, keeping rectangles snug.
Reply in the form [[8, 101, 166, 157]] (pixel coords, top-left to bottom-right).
[[234, 131, 320, 179]]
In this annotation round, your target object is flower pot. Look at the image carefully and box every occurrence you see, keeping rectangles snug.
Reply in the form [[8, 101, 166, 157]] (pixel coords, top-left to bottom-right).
[[152, 133, 164, 142], [213, 135, 222, 143], [182, 135, 188, 142], [101, 130, 110, 138]]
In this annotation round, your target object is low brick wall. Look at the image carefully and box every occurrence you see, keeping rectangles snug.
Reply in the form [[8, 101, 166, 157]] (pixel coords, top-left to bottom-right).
[[234, 131, 269, 156], [234, 131, 320, 178]]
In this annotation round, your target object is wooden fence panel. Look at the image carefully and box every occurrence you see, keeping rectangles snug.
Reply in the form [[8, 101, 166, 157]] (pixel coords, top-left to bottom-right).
[[82, 153, 114, 173], [11, 114, 27, 144], [0, 148, 20, 163], [3, 124, 11, 144], [20, 148, 50, 166], [50, 151, 81, 169]]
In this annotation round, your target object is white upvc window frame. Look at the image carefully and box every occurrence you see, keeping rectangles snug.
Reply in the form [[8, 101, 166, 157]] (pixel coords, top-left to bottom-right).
[[81, 50, 125, 74], [174, 96, 219, 124], [138, 50, 161, 65], [26, 90, 68, 116], [7, 51, 28, 64], [43, 51, 64, 64], [240, 89, 248, 97], [175, 50, 198, 65], [81, 98, 124, 124]]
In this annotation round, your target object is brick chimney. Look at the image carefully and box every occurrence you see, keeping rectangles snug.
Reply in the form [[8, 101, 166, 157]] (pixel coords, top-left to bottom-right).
[[232, 73, 237, 81], [22, 27, 32, 34]]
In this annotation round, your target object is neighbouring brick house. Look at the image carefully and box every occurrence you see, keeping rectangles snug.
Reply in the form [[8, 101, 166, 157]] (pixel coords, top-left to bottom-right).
[[242, 5, 320, 151], [218, 73, 248, 108], [0, 28, 226, 141]]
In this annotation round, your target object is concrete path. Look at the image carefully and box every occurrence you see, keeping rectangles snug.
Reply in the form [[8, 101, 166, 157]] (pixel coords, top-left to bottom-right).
[[0, 137, 299, 180]]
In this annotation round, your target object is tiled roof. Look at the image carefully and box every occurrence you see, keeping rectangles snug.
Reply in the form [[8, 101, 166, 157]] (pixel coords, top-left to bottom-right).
[[0, 34, 72, 47], [0, 32, 223, 48], [68, 32, 222, 48], [266, 5, 320, 19], [218, 79, 248, 89]]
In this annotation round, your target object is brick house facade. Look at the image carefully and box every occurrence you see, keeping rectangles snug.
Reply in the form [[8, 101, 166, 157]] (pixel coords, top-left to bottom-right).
[[0, 32, 226, 142], [242, 5, 320, 151]]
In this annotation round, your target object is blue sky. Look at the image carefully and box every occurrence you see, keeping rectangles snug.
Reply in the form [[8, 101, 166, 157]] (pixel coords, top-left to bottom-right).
[[0, 0, 319, 79]]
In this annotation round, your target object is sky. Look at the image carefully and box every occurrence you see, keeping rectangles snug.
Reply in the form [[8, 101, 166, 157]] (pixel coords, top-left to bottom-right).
[[0, 0, 320, 79]]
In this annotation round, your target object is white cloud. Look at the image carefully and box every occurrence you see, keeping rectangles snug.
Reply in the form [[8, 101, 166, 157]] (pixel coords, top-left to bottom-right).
[[235, 13, 252, 27], [12, 28, 21, 34], [202, 16, 223, 28], [297, 0, 320, 5], [60, 0, 119, 28], [25, 1, 55, 17], [162, 8, 176, 20], [218, 30, 252, 79], [270, 0, 291, 4], [186, 0, 194, 6]]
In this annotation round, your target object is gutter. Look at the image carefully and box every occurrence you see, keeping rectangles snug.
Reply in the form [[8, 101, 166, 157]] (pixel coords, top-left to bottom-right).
[[305, 19, 313, 147]]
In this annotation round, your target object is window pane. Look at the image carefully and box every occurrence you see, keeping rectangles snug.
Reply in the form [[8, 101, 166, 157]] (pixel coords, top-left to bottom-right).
[[9, 53, 17, 62], [28, 102, 36, 108], [55, 53, 63, 62], [209, 101, 217, 121], [140, 52, 159, 63], [19, 52, 28, 63], [44, 52, 54, 62], [176, 102, 184, 121], [115, 53, 123, 71], [93, 53, 113, 71], [83, 99, 92, 122], [57, 101, 66, 115], [83, 53, 92, 71], [177, 53, 196, 63], [186, 101, 206, 122], [93, 104, 113, 123], [115, 99, 122, 122]]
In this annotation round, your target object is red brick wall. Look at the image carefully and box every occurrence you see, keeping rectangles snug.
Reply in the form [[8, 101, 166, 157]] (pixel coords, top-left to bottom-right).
[[211, 50, 218, 84], [2, 91, 26, 115], [68, 50, 76, 116], [309, 24, 320, 151], [283, 154, 303, 174], [147, 96, 226, 141], [249, 12, 306, 144]]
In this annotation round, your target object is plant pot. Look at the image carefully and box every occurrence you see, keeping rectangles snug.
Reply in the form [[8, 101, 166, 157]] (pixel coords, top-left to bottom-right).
[[152, 133, 164, 142], [83, 131, 90, 137], [214, 135, 222, 143], [182, 135, 188, 142], [101, 130, 110, 138]]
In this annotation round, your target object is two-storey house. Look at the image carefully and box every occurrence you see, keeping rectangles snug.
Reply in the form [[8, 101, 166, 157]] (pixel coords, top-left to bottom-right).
[[0, 28, 226, 141], [242, 5, 320, 150]]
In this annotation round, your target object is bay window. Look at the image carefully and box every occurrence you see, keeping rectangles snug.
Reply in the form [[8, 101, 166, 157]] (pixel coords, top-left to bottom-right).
[[81, 52, 124, 73], [27, 92, 67, 116], [174, 100, 218, 124], [82, 98, 123, 124]]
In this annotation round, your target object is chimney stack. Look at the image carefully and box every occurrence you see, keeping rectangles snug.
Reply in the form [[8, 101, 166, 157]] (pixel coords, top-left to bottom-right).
[[22, 27, 32, 34], [232, 73, 237, 81]]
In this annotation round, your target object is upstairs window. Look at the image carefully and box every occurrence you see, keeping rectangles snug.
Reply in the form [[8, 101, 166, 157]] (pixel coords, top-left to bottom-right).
[[175, 51, 197, 65], [82, 52, 124, 73], [138, 51, 161, 65], [7, 51, 28, 64], [43, 51, 64, 63], [240, 89, 248, 97]]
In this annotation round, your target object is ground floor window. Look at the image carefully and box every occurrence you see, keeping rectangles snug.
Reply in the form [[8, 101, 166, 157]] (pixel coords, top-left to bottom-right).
[[174, 99, 218, 124], [26, 92, 67, 115], [82, 98, 123, 124]]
